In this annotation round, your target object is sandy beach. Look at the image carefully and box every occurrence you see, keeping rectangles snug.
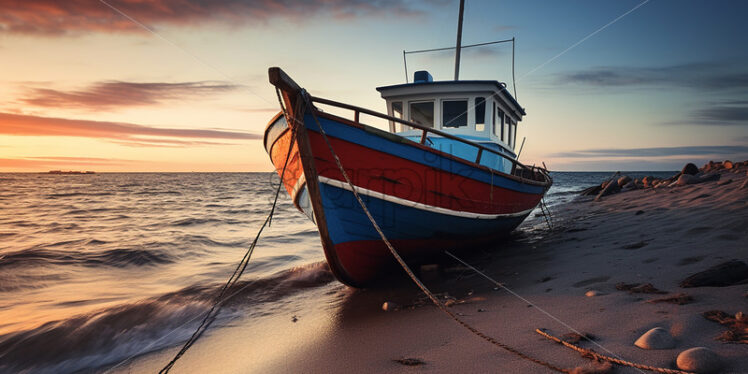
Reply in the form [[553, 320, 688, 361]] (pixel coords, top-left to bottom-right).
[[109, 164, 747, 374]]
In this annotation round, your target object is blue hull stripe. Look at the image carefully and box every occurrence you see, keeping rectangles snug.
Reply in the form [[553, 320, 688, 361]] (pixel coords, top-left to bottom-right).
[[317, 182, 528, 246]]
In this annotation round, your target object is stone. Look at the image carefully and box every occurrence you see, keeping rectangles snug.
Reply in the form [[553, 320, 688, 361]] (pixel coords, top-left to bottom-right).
[[676, 347, 723, 373], [677, 174, 698, 186], [723, 160, 734, 169], [382, 301, 399, 311], [617, 175, 632, 187], [716, 178, 732, 186], [642, 176, 655, 187], [622, 181, 638, 191], [681, 162, 699, 175], [595, 180, 620, 201], [634, 327, 676, 349], [741, 179, 748, 189], [680, 259, 748, 288], [585, 290, 602, 297], [698, 173, 720, 183]]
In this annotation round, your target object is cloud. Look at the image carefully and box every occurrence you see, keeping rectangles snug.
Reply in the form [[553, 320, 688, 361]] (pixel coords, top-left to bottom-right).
[[691, 102, 748, 126], [0, 111, 260, 147], [551, 145, 748, 158], [0, 0, 430, 36], [557, 61, 748, 92], [21, 81, 238, 110]]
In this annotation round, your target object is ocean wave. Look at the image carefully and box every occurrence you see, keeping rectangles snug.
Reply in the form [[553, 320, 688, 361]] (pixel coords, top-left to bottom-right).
[[46, 192, 114, 198], [0, 261, 334, 374], [0, 246, 176, 269]]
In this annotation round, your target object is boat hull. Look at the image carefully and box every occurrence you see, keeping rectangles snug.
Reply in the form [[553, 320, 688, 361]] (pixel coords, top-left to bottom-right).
[[265, 108, 548, 286]]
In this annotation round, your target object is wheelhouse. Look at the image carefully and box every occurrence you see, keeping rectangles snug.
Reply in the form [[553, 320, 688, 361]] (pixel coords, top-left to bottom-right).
[[376, 71, 525, 173]]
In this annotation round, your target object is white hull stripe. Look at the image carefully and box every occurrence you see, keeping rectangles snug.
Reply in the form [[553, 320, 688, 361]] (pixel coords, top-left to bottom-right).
[[317, 176, 535, 220], [291, 173, 306, 202]]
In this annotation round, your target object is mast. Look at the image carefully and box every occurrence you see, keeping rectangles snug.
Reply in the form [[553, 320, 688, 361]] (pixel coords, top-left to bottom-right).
[[453, 0, 465, 80]]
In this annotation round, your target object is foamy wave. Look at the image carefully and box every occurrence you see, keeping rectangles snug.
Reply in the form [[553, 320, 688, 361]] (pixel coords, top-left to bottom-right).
[[0, 261, 334, 373]]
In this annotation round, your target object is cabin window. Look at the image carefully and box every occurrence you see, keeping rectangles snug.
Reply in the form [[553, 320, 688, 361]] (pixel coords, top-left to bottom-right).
[[475, 97, 486, 131], [442, 100, 467, 128], [512, 122, 518, 148], [493, 103, 504, 138], [507, 119, 513, 147], [409, 101, 434, 128], [392, 101, 403, 119]]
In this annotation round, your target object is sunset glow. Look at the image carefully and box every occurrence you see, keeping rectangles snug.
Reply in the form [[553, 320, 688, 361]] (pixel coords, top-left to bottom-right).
[[1, 0, 746, 172]]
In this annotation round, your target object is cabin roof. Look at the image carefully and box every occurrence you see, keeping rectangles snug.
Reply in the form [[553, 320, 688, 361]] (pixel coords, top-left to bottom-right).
[[376, 80, 525, 116]]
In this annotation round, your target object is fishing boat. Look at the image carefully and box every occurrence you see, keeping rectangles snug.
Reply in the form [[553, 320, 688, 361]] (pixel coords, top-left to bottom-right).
[[263, 4, 551, 287]]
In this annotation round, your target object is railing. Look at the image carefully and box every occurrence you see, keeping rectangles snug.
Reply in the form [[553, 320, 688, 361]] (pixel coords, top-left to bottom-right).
[[310, 96, 551, 186]]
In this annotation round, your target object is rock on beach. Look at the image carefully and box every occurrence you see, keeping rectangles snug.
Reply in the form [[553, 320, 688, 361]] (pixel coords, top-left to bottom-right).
[[634, 327, 675, 349], [676, 347, 723, 373]]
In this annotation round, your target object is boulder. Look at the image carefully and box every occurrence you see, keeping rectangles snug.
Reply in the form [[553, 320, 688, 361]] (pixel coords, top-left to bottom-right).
[[698, 173, 721, 183], [676, 174, 698, 186], [622, 181, 638, 191], [681, 163, 699, 175], [634, 327, 675, 349], [595, 180, 621, 201], [723, 160, 734, 169], [642, 176, 654, 187], [676, 347, 723, 373], [680, 259, 748, 288], [617, 175, 632, 187]]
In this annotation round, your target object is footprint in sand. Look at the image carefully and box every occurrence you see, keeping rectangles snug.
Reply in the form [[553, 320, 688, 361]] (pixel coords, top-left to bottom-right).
[[572, 276, 611, 288], [677, 256, 705, 266]]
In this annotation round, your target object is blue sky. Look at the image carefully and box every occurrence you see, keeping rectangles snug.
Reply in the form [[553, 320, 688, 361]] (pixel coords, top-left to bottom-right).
[[0, 0, 746, 171]]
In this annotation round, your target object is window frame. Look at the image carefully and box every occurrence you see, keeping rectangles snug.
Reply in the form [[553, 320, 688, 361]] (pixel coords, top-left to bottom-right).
[[441, 98, 469, 128]]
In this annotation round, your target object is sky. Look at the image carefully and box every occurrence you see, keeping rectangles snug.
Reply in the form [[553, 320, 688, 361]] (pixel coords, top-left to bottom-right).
[[1, 0, 746, 172]]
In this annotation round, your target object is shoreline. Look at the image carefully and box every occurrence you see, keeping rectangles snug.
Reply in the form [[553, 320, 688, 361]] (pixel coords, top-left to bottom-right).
[[112, 165, 747, 373]]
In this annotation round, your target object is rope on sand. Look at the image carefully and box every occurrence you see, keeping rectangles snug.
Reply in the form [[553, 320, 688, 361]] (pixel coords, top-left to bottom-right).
[[535, 329, 695, 374]]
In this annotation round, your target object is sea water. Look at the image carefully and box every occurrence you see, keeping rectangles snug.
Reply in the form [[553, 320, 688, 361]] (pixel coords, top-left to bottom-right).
[[0, 171, 675, 373]]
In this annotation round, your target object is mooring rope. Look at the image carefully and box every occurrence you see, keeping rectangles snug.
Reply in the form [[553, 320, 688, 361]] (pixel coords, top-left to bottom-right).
[[535, 329, 695, 374], [158, 91, 299, 374], [303, 94, 570, 373]]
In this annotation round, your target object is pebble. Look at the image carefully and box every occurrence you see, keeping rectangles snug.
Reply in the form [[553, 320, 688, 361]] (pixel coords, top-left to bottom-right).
[[585, 290, 602, 297], [382, 301, 399, 311], [676, 347, 723, 373], [634, 327, 675, 349]]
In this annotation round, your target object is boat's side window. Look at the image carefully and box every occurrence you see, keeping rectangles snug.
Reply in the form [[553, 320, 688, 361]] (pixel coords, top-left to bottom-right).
[[409, 101, 434, 128], [475, 97, 486, 131], [442, 99, 467, 128], [512, 122, 518, 149], [493, 103, 504, 138]]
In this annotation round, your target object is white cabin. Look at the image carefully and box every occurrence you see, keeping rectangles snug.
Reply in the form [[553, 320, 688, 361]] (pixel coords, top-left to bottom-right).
[[376, 71, 525, 166]]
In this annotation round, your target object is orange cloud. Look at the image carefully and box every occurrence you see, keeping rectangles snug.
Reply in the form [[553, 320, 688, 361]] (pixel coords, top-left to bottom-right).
[[0, 111, 261, 147], [21, 81, 239, 110], [0, 0, 427, 35]]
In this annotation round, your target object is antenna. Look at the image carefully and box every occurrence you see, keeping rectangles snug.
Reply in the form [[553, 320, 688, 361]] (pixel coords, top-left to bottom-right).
[[453, 0, 465, 80], [517, 137, 526, 160]]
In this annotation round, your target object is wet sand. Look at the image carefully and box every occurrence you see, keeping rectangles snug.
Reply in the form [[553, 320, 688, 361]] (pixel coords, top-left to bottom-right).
[[114, 166, 747, 373]]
